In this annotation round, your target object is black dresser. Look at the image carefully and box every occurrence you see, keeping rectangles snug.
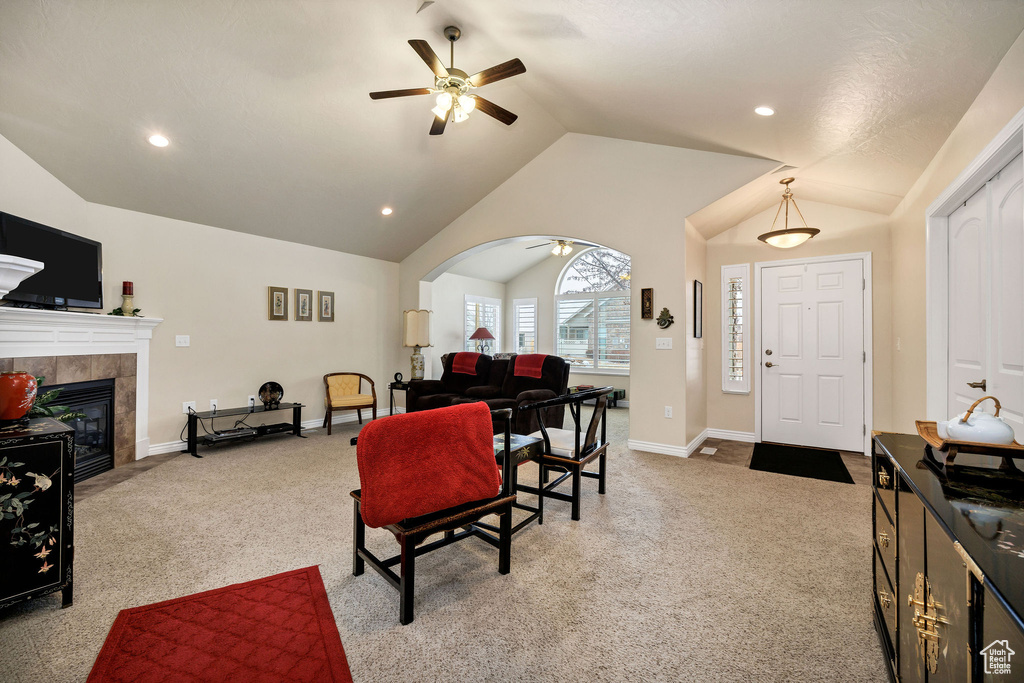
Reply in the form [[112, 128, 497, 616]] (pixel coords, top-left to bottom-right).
[[873, 433, 1024, 681], [0, 418, 75, 610]]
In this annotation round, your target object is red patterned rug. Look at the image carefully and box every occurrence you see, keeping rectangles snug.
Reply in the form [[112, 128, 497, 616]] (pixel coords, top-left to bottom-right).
[[88, 566, 353, 682]]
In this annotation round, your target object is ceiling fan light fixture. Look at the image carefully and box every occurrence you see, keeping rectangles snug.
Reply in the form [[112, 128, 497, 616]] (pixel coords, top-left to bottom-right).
[[757, 178, 820, 248], [458, 94, 475, 112], [453, 102, 470, 123], [551, 240, 573, 257]]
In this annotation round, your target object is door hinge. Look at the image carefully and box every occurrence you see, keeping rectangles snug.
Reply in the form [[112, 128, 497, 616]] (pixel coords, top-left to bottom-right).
[[864, 351, 867, 362], [863, 279, 866, 290], [863, 424, 867, 435]]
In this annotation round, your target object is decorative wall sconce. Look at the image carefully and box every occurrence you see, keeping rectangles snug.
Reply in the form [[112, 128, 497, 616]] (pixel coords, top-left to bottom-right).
[[641, 288, 654, 319], [657, 308, 674, 329]]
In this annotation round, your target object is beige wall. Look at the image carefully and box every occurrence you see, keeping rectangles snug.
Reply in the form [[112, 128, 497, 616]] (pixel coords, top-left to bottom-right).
[[705, 200, 892, 435], [504, 248, 630, 396], [684, 221, 707, 443], [0, 133, 400, 449], [888, 29, 1024, 432], [399, 133, 777, 450], [430, 272, 505, 376]]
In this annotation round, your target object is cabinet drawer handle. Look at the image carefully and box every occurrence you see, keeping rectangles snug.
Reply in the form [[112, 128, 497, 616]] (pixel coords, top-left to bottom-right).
[[877, 468, 890, 488], [877, 530, 890, 549]]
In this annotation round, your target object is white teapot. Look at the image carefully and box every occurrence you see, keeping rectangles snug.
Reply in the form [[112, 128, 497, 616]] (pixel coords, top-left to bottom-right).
[[941, 396, 1016, 445]]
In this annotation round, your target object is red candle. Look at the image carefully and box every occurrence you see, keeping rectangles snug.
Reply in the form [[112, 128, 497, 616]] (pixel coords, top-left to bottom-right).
[[122, 281, 133, 295]]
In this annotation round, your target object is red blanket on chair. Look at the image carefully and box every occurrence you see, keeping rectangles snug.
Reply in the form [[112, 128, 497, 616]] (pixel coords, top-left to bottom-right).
[[356, 402, 500, 528], [514, 354, 548, 378], [452, 352, 482, 375]]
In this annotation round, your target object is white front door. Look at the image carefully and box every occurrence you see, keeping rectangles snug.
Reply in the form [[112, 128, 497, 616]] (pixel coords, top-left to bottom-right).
[[948, 152, 1024, 435], [761, 259, 865, 451]]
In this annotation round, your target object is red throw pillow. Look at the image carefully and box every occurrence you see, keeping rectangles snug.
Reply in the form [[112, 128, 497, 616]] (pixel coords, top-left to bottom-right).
[[356, 402, 501, 528], [452, 352, 482, 375], [514, 354, 547, 378]]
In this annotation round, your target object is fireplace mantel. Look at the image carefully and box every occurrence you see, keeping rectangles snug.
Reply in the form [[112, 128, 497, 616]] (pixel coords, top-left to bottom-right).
[[0, 307, 163, 459]]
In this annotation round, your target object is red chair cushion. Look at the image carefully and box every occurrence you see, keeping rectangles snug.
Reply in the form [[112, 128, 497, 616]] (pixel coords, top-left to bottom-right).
[[356, 402, 501, 528], [452, 352, 482, 375], [514, 354, 548, 378]]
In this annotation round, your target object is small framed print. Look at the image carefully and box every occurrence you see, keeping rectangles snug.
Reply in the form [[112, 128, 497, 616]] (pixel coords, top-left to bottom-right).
[[295, 288, 313, 321], [694, 280, 703, 338], [641, 288, 654, 319], [318, 291, 335, 322], [268, 286, 288, 321]]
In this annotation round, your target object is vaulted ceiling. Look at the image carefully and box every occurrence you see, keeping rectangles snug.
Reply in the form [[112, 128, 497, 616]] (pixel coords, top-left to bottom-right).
[[2, 1, 1023, 261]]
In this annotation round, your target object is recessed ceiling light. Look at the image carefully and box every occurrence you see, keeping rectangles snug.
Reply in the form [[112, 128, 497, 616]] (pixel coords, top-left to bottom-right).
[[754, 106, 775, 117], [381, 207, 393, 216], [148, 134, 170, 147]]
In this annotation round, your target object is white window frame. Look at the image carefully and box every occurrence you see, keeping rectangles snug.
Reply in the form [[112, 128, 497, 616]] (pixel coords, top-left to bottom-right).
[[465, 294, 501, 352], [721, 263, 750, 394], [513, 297, 538, 354]]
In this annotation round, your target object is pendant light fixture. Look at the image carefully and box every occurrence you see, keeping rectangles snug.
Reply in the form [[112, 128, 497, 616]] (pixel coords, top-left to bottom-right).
[[757, 178, 820, 248]]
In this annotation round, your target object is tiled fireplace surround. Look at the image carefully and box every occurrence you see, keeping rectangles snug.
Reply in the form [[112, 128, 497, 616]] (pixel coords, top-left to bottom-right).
[[0, 308, 162, 466]]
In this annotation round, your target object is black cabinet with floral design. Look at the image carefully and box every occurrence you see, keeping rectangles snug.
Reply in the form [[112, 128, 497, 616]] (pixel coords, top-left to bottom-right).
[[0, 418, 74, 610]]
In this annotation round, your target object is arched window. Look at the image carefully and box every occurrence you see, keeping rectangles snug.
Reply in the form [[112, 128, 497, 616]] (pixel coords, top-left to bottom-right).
[[555, 248, 630, 372]]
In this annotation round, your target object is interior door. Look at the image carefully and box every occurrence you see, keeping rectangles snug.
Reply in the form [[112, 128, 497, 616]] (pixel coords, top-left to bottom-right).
[[761, 259, 865, 451], [948, 152, 1024, 436]]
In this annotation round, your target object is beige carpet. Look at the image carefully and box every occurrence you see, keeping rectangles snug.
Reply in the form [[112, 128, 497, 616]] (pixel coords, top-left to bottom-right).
[[0, 409, 886, 682]]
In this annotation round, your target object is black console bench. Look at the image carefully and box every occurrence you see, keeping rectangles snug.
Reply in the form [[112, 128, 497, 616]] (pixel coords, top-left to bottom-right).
[[184, 402, 305, 457]]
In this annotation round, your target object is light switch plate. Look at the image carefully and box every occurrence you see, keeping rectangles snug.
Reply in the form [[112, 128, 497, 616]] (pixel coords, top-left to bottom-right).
[[656, 337, 672, 350], [175, 335, 190, 347]]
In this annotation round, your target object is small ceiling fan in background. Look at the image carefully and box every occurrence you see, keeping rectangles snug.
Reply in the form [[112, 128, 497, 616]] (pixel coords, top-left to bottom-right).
[[369, 26, 526, 135], [526, 239, 599, 256]]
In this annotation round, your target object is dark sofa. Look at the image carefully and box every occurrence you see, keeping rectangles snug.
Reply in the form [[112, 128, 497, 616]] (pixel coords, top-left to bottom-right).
[[407, 352, 570, 434]]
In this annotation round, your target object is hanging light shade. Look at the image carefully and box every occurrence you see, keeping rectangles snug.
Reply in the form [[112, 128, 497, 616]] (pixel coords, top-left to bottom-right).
[[551, 240, 573, 257], [757, 178, 820, 248]]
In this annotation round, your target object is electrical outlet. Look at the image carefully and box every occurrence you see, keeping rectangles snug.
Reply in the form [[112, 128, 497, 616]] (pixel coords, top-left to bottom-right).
[[210, 399, 218, 412], [248, 395, 256, 409], [182, 400, 196, 414], [175, 335, 190, 347], [664, 406, 673, 418], [656, 337, 672, 350]]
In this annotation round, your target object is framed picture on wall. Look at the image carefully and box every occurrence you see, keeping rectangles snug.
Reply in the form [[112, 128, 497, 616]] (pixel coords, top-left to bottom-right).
[[268, 286, 288, 321], [641, 288, 654, 319], [295, 288, 313, 321], [694, 280, 703, 338], [318, 291, 335, 322]]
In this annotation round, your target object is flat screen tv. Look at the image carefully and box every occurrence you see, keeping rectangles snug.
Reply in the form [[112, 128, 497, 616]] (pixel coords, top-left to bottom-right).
[[0, 212, 103, 309]]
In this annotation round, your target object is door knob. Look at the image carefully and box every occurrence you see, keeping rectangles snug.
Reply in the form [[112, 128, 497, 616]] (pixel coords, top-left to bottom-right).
[[765, 349, 773, 355], [765, 362, 776, 368], [967, 380, 987, 391]]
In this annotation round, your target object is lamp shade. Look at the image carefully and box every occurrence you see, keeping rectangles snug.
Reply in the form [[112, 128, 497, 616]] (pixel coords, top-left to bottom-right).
[[403, 309, 432, 348], [468, 327, 495, 341]]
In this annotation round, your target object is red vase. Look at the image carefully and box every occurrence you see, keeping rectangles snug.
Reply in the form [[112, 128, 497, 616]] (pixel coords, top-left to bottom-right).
[[0, 372, 38, 421]]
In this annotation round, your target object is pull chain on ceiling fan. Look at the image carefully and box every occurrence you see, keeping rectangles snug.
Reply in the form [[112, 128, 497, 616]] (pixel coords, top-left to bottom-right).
[[369, 26, 526, 135]]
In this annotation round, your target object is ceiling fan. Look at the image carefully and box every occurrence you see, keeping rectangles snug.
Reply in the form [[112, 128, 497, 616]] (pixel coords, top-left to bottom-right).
[[369, 26, 526, 135], [526, 239, 599, 256]]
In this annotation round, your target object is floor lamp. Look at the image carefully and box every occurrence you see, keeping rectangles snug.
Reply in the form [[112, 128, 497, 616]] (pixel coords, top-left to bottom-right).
[[403, 309, 432, 380]]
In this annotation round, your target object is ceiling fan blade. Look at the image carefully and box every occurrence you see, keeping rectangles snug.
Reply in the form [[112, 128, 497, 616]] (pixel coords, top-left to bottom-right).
[[468, 58, 526, 87], [409, 39, 449, 79], [525, 243, 553, 249], [472, 96, 518, 126], [369, 88, 433, 100], [429, 110, 449, 136]]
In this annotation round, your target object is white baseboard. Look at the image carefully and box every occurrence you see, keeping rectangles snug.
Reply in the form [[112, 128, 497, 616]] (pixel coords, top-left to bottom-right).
[[145, 409, 403, 458], [684, 429, 709, 457], [614, 400, 630, 408], [627, 439, 688, 458], [706, 428, 756, 443]]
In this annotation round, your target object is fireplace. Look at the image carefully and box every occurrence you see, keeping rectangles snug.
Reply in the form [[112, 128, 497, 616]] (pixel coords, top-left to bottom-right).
[[49, 379, 115, 483]]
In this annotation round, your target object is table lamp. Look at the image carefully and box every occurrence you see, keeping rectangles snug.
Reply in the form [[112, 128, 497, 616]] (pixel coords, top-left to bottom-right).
[[469, 327, 495, 354], [403, 309, 432, 380]]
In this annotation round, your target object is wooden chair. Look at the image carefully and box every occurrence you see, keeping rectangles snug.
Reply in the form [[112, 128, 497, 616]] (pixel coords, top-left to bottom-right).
[[351, 405, 515, 625], [322, 372, 376, 435], [520, 386, 614, 522]]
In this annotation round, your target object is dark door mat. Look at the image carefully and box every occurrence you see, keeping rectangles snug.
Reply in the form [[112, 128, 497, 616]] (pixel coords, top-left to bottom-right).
[[749, 442, 854, 484]]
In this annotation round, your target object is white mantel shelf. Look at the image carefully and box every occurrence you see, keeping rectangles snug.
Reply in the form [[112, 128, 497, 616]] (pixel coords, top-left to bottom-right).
[[0, 307, 163, 460]]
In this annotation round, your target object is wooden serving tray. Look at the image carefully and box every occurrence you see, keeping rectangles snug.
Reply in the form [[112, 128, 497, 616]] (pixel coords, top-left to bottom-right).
[[916, 420, 1024, 469]]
